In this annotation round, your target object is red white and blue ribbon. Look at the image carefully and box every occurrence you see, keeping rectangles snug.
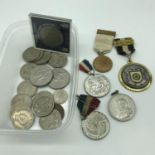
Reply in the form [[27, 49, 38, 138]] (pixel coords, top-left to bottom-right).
[[79, 59, 93, 74]]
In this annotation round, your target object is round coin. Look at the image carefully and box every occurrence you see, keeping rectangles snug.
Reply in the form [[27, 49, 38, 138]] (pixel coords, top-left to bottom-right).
[[48, 52, 67, 68], [32, 91, 55, 117], [53, 89, 68, 104], [23, 47, 43, 62], [54, 104, 65, 119], [81, 111, 110, 140], [10, 108, 35, 129], [108, 93, 136, 121], [93, 55, 113, 73], [39, 109, 62, 130], [30, 65, 53, 87], [20, 63, 37, 80], [119, 62, 152, 92], [84, 74, 111, 97], [49, 68, 70, 89], [17, 81, 38, 97]]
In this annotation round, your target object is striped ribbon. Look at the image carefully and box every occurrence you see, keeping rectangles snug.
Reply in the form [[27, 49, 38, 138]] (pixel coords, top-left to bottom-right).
[[77, 94, 100, 119], [79, 59, 93, 74]]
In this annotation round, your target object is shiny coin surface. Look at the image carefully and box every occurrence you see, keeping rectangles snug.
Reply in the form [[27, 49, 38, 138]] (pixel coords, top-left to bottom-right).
[[54, 104, 65, 119], [48, 52, 67, 68], [10, 108, 35, 129], [84, 74, 111, 97], [32, 91, 55, 117], [20, 63, 37, 80], [35, 51, 51, 65], [81, 111, 110, 140], [53, 89, 68, 104], [49, 68, 70, 89], [119, 62, 152, 92], [93, 55, 113, 73], [108, 93, 136, 121], [30, 65, 53, 87], [23, 47, 43, 62], [39, 109, 62, 130], [17, 81, 38, 97]]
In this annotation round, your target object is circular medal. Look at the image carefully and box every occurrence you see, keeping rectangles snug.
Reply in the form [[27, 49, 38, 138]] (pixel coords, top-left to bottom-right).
[[119, 62, 152, 92], [93, 55, 113, 73], [108, 93, 136, 122], [84, 74, 111, 97]]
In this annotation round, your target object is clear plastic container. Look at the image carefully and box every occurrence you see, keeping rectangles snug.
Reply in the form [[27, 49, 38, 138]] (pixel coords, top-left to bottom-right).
[[0, 20, 78, 134]]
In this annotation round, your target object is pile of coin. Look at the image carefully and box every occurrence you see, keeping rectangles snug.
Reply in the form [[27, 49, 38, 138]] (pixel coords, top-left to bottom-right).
[[10, 47, 69, 130]]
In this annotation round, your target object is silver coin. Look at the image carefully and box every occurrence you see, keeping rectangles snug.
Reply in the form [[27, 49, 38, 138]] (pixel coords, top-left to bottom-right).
[[35, 51, 51, 65], [81, 111, 110, 140], [48, 52, 67, 68], [53, 89, 68, 104], [23, 47, 43, 62], [30, 65, 53, 87], [10, 108, 35, 129], [17, 81, 38, 97], [32, 91, 55, 117], [49, 68, 70, 89], [54, 104, 65, 119], [20, 63, 37, 80], [84, 74, 111, 97], [39, 109, 62, 130], [108, 93, 136, 122]]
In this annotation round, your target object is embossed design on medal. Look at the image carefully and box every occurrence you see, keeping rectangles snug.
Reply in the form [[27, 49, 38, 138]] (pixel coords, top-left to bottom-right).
[[108, 91, 136, 121], [114, 37, 152, 92], [93, 29, 116, 73], [81, 111, 110, 140]]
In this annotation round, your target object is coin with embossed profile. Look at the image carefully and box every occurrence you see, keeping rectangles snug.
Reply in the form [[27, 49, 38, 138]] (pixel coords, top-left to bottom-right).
[[108, 92, 136, 122]]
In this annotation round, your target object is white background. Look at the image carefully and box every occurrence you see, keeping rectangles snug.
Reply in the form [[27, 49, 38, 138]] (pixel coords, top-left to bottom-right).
[[0, 0, 155, 154]]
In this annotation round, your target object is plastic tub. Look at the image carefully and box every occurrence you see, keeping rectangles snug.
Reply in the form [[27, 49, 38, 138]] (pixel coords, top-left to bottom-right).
[[0, 20, 78, 134]]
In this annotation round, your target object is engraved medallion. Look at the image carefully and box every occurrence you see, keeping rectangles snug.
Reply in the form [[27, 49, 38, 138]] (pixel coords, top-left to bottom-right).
[[108, 92, 136, 121], [84, 74, 110, 97], [119, 62, 152, 92], [81, 111, 110, 140]]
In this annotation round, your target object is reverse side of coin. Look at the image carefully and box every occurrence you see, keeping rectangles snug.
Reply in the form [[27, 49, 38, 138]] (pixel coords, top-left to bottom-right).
[[54, 104, 65, 119], [32, 91, 55, 117], [84, 74, 111, 97], [93, 55, 113, 73], [30, 65, 53, 87], [39, 109, 62, 130], [23, 47, 43, 62], [17, 81, 38, 97], [53, 89, 68, 104], [81, 111, 110, 140], [49, 68, 70, 89], [108, 93, 136, 121], [20, 63, 36, 80], [48, 52, 67, 68]]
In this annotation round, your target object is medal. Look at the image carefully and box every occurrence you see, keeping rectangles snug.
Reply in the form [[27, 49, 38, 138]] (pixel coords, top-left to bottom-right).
[[79, 59, 111, 97], [93, 29, 116, 73], [114, 38, 152, 92]]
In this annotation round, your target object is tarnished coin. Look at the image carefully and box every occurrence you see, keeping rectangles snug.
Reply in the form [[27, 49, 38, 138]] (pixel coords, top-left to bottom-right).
[[119, 62, 152, 92], [54, 104, 65, 119], [10, 108, 35, 129], [35, 51, 51, 65], [17, 81, 37, 97], [84, 74, 111, 97], [93, 55, 113, 73], [49, 68, 70, 89], [108, 93, 136, 121], [81, 111, 110, 140], [30, 65, 53, 87], [20, 63, 36, 80], [39, 109, 62, 130], [32, 91, 55, 117], [11, 94, 32, 107], [53, 89, 68, 104], [23, 47, 43, 62], [48, 52, 67, 68]]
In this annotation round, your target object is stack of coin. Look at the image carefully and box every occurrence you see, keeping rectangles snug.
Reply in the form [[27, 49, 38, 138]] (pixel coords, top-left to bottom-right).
[[10, 47, 70, 130]]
